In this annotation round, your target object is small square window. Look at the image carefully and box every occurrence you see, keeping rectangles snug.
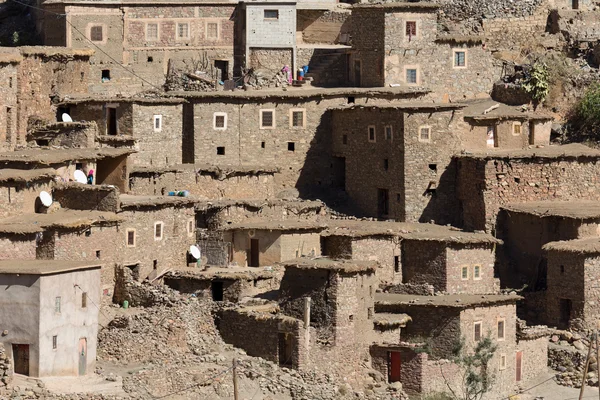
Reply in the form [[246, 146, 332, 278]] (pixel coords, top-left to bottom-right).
[[291, 110, 305, 128], [213, 113, 227, 130], [405, 21, 417, 38], [153, 115, 162, 132], [82, 292, 87, 308], [147, 56, 154, 63], [513, 122, 522, 136], [419, 127, 431, 142], [499, 354, 507, 370], [288, 142, 295, 152], [52, 335, 57, 349], [406, 68, 417, 84], [153, 260, 158, 270], [90, 26, 103, 42], [187, 219, 195, 235], [261, 141, 265, 149], [473, 265, 481, 280], [154, 222, 163, 240], [454, 51, 466, 68], [461, 266, 469, 280], [264, 9, 279, 19], [146, 23, 158, 40], [177, 23, 190, 39], [497, 319, 505, 340], [368, 126, 376, 143], [55, 297, 61, 313], [385, 126, 393, 141], [101, 70, 110, 82], [207, 22, 218, 39], [474, 321, 482, 341], [260, 110, 275, 128], [217, 146, 225, 155], [126, 229, 136, 247], [95, 250, 101, 259]]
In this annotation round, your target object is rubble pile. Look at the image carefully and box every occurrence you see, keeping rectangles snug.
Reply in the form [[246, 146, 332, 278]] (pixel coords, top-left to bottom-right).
[[432, 0, 545, 22], [549, 330, 600, 388]]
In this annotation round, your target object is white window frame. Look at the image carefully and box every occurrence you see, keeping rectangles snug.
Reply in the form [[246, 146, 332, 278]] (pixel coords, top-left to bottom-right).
[[213, 112, 228, 130], [260, 109, 276, 129], [461, 265, 469, 280], [385, 125, 393, 141], [474, 321, 482, 341], [205, 21, 220, 40], [177, 22, 190, 40], [418, 125, 431, 143], [153, 115, 162, 132], [499, 354, 507, 370], [126, 229, 136, 247], [404, 20, 418, 40], [368, 125, 376, 143], [512, 121, 522, 136], [289, 108, 306, 129], [404, 65, 419, 85], [497, 318, 506, 341], [473, 264, 482, 280], [146, 22, 159, 41], [452, 49, 468, 69], [154, 221, 164, 241]]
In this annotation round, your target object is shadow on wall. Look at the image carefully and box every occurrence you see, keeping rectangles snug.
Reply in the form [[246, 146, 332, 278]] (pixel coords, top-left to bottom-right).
[[418, 159, 461, 227]]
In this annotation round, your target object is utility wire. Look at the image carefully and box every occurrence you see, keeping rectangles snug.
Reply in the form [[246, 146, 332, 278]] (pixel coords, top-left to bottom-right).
[[10, 0, 163, 91], [152, 365, 234, 399], [74, 284, 112, 328], [498, 375, 558, 400]]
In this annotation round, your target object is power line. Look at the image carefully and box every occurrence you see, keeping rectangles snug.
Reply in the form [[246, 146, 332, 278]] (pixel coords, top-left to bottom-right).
[[10, 0, 163, 91], [73, 283, 111, 328], [152, 365, 234, 399], [498, 375, 557, 400]]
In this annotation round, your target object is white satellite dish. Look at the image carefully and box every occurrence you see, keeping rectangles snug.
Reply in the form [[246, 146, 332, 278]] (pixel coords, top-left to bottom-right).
[[61, 113, 73, 122], [74, 170, 87, 184], [39, 191, 53, 207], [189, 245, 201, 260]]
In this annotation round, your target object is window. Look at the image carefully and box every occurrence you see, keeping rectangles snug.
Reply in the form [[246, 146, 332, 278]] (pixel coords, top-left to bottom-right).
[[82, 293, 87, 308], [261, 141, 266, 149], [52, 335, 57, 350], [147, 56, 153, 63], [342, 134, 348, 145], [146, 23, 158, 40], [287, 142, 295, 152], [177, 23, 190, 39], [154, 222, 163, 241], [394, 256, 400, 272], [405, 21, 417, 39], [513, 122, 522, 136], [55, 297, 61, 314], [473, 265, 481, 280], [290, 109, 305, 128], [385, 125, 393, 141], [497, 319, 505, 340], [213, 112, 227, 130], [206, 22, 219, 39], [90, 26, 103, 42], [101, 70, 111, 82], [217, 146, 225, 155], [95, 250, 101, 259], [461, 265, 469, 280], [453, 50, 466, 68], [187, 219, 195, 236], [126, 229, 136, 247], [474, 322, 482, 341], [419, 126, 431, 142], [383, 159, 389, 171], [153, 260, 158, 270], [560, 265, 565, 274], [368, 126, 376, 143], [500, 354, 507, 370], [260, 110, 275, 129], [406, 68, 418, 84], [264, 9, 279, 19], [153, 115, 162, 132]]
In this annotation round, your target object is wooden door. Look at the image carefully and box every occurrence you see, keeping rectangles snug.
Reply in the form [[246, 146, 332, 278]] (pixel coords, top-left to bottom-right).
[[388, 351, 401, 383], [516, 351, 523, 382], [250, 239, 259, 267], [78, 338, 87, 376], [12, 344, 29, 376]]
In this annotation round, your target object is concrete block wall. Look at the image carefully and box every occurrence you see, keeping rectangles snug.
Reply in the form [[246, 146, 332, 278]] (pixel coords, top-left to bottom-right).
[[246, 4, 296, 48]]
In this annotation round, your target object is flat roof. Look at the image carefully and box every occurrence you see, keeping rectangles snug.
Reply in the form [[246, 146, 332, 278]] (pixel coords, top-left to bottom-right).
[[119, 194, 197, 209], [18, 46, 94, 58], [0, 168, 56, 184], [46, 0, 238, 4], [0, 210, 123, 234], [330, 102, 466, 112], [166, 266, 280, 281], [195, 198, 324, 210], [130, 163, 279, 176], [280, 257, 377, 273], [373, 313, 412, 328], [543, 238, 600, 254], [0, 148, 134, 165], [353, 2, 439, 11], [502, 201, 600, 219], [463, 100, 553, 121], [455, 143, 600, 161], [323, 220, 501, 244], [375, 293, 522, 308], [168, 86, 429, 100], [59, 96, 185, 106], [0, 260, 101, 275], [219, 220, 327, 231]]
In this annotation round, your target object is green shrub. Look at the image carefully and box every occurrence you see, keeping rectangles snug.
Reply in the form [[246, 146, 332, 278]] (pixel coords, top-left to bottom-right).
[[576, 83, 600, 129], [523, 62, 550, 104]]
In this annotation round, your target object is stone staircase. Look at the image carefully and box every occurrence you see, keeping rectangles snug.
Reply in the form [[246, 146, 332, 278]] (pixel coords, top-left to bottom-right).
[[304, 48, 348, 87]]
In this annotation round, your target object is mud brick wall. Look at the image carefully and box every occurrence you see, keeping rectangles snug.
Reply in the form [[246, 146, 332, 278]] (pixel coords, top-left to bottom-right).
[[321, 235, 352, 258], [0, 60, 19, 151], [482, 13, 549, 51], [352, 237, 401, 285], [457, 156, 600, 232], [445, 245, 498, 294], [52, 184, 120, 212], [68, 102, 132, 137], [517, 336, 548, 385], [129, 168, 276, 199], [28, 122, 97, 149], [249, 49, 294, 76], [0, 234, 37, 260], [349, 9, 385, 86], [545, 251, 586, 328], [0, 181, 54, 219], [296, 10, 350, 44], [119, 204, 196, 281], [402, 240, 447, 291]]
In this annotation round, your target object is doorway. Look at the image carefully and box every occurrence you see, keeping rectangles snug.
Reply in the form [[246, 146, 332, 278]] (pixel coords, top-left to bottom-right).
[[214, 60, 229, 81], [278, 332, 293, 367], [515, 351, 523, 382], [249, 238, 259, 267], [377, 188, 389, 218], [572, 0, 579, 9], [211, 281, 224, 301], [6, 107, 13, 145], [354, 60, 361, 86], [106, 107, 117, 135], [486, 126, 497, 148], [559, 298, 572, 328], [12, 344, 29, 376], [388, 351, 401, 383], [529, 121, 535, 145], [78, 338, 87, 376]]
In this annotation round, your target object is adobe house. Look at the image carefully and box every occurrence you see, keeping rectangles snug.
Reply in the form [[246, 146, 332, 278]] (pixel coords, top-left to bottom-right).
[[496, 201, 600, 291], [462, 100, 553, 150], [219, 220, 326, 267], [0, 260, 100, 378], [59, 97, 185, 167], [0, 168, 56, 218], [372, 293, 546, 396], [543, 238, 600, 330], [26, 121, 97, 149]]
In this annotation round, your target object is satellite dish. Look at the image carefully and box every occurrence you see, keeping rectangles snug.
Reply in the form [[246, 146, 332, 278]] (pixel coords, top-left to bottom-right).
[[189, 245, 201, 260], [61, 113, 73, 122], [39, 191, 53, 207], [74, 170, 87, 184]]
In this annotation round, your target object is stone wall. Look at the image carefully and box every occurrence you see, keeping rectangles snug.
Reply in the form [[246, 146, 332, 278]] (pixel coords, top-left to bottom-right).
[[402, 240, 447, 291], [482, 12, 549, 51], [27, 122, 97, 149], [0, 180, 54, 219], [517, 336, 549, 385], [446, 245, 498, 294], [349, 9, 385, 87], [52, 183, 120, 212], [296, 10, 350, 45], [546, 250, 588, 328], [0, 343, 12, 387], [0, 58, 19, 151], [0, 234, 37, 261], [353, 237, 401, 285]]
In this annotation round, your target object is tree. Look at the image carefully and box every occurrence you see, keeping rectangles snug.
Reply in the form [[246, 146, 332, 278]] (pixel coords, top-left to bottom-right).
[[443, 336, 498, 400]]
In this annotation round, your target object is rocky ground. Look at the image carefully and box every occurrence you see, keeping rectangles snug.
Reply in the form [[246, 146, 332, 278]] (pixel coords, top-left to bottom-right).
[[549, 329, 600, 389]]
